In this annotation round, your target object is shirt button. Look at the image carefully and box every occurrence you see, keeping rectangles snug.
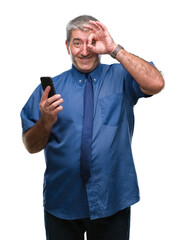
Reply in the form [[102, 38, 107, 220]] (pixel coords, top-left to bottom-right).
[[79, 80, 82, 83], [93, 79, 96, 82]]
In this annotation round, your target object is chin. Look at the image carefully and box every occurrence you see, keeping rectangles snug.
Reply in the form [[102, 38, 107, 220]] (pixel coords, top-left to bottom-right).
[[81, 66, 93, 72], [76, 62, 100, 73]]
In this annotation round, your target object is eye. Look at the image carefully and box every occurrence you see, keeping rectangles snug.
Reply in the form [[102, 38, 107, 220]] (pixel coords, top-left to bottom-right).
[[92, 40, 96, 46], [73, 40, 82, 48]]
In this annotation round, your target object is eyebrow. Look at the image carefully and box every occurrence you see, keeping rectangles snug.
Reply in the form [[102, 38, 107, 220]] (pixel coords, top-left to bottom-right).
[[72, 38, 82, 42]]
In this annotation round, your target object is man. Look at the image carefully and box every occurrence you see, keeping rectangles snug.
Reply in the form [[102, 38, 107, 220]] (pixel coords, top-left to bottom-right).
[[21, 15, 164, 240]]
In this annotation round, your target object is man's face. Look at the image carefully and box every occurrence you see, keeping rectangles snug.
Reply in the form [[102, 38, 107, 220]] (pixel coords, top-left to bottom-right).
[[66, 29, 100, 73]]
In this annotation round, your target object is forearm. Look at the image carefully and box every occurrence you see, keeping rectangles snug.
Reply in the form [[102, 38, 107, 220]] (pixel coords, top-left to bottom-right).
[[22, 87, 63, 154], [115, 48, 164, 95], [84, 21, 164, 94], [22, 118, 52, 154]]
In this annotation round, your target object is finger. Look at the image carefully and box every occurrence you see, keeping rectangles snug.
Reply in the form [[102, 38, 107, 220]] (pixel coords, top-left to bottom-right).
[[52, 105, 63, 115], [89, 20, 103, 31], [87, 33, 96, 45], [83, 21, 101, 32], [87, 44, 95, 52], [45, 95, 63, 112], [41, 86, 51, 102], [47, 94, 62, 105], [87, 35, 97, 52], [94, 21, 107, 31], [82, 24, 94, 31], [49, 98, 63, 110]]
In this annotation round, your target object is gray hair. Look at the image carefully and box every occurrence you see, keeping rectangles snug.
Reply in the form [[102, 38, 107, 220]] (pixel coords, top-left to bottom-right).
[[66, 15, 99, 44]]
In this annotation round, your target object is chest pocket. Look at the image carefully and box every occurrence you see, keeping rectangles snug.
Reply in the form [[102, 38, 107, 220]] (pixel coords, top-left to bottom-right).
[[99, 93, 125, 126]]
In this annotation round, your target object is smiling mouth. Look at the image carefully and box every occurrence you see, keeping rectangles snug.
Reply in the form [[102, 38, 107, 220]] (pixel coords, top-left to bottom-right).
[[79, 56, 92, 60], [79, 57, 92, 62]]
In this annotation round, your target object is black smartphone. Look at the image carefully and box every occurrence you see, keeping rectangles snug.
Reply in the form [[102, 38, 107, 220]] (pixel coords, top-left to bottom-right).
[[40, 77, 56, 98]]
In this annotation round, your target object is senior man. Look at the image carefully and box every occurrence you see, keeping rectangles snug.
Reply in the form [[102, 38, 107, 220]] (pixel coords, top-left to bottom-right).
[[21, 15, 164, 240]]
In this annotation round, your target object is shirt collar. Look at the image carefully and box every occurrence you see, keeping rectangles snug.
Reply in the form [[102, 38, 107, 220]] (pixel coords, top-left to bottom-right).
[[71, 64, 102, 85]]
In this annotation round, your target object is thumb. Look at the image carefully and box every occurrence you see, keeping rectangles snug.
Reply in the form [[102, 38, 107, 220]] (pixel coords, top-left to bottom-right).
[[41, 86, 51, 102], [87, 43, 96, 52]]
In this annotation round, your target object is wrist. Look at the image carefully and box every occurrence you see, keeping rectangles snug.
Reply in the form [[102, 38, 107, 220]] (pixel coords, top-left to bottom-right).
[[39, 115, 54, 132], [109, 43, 117, 55], [110, 44, 124, 59]]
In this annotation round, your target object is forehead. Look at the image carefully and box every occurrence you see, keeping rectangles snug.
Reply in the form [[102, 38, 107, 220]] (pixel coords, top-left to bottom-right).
[[70, 29, 91, 42]]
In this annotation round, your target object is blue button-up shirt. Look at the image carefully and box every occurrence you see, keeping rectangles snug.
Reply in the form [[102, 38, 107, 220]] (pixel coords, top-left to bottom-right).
[[21, 63, 151, 220]]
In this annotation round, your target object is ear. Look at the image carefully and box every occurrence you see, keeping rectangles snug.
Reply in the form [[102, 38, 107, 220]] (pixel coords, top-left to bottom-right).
[[65, 40, 70, 54]]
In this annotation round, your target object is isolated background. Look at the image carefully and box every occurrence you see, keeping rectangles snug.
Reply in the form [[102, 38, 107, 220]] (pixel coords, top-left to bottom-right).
[[1, 0, 185, 239]]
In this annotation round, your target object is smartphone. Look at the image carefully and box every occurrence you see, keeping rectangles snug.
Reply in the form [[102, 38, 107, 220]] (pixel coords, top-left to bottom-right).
[[40, 77, 56, 98]]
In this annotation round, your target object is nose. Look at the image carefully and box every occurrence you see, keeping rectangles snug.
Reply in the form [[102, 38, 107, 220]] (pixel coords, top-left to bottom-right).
[[81, 43, 89, 56]]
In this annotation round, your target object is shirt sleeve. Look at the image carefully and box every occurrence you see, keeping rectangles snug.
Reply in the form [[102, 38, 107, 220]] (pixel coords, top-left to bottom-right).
[[124, 62, 154, 105], [20, 85, 42, 133]]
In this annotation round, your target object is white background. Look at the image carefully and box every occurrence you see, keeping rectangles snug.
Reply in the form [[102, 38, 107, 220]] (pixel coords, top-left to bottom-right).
[[1, 0, 185, 239]]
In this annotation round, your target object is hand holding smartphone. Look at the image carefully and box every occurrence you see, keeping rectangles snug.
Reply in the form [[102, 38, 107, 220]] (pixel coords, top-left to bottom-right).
[[40, 77, 56, 98]]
